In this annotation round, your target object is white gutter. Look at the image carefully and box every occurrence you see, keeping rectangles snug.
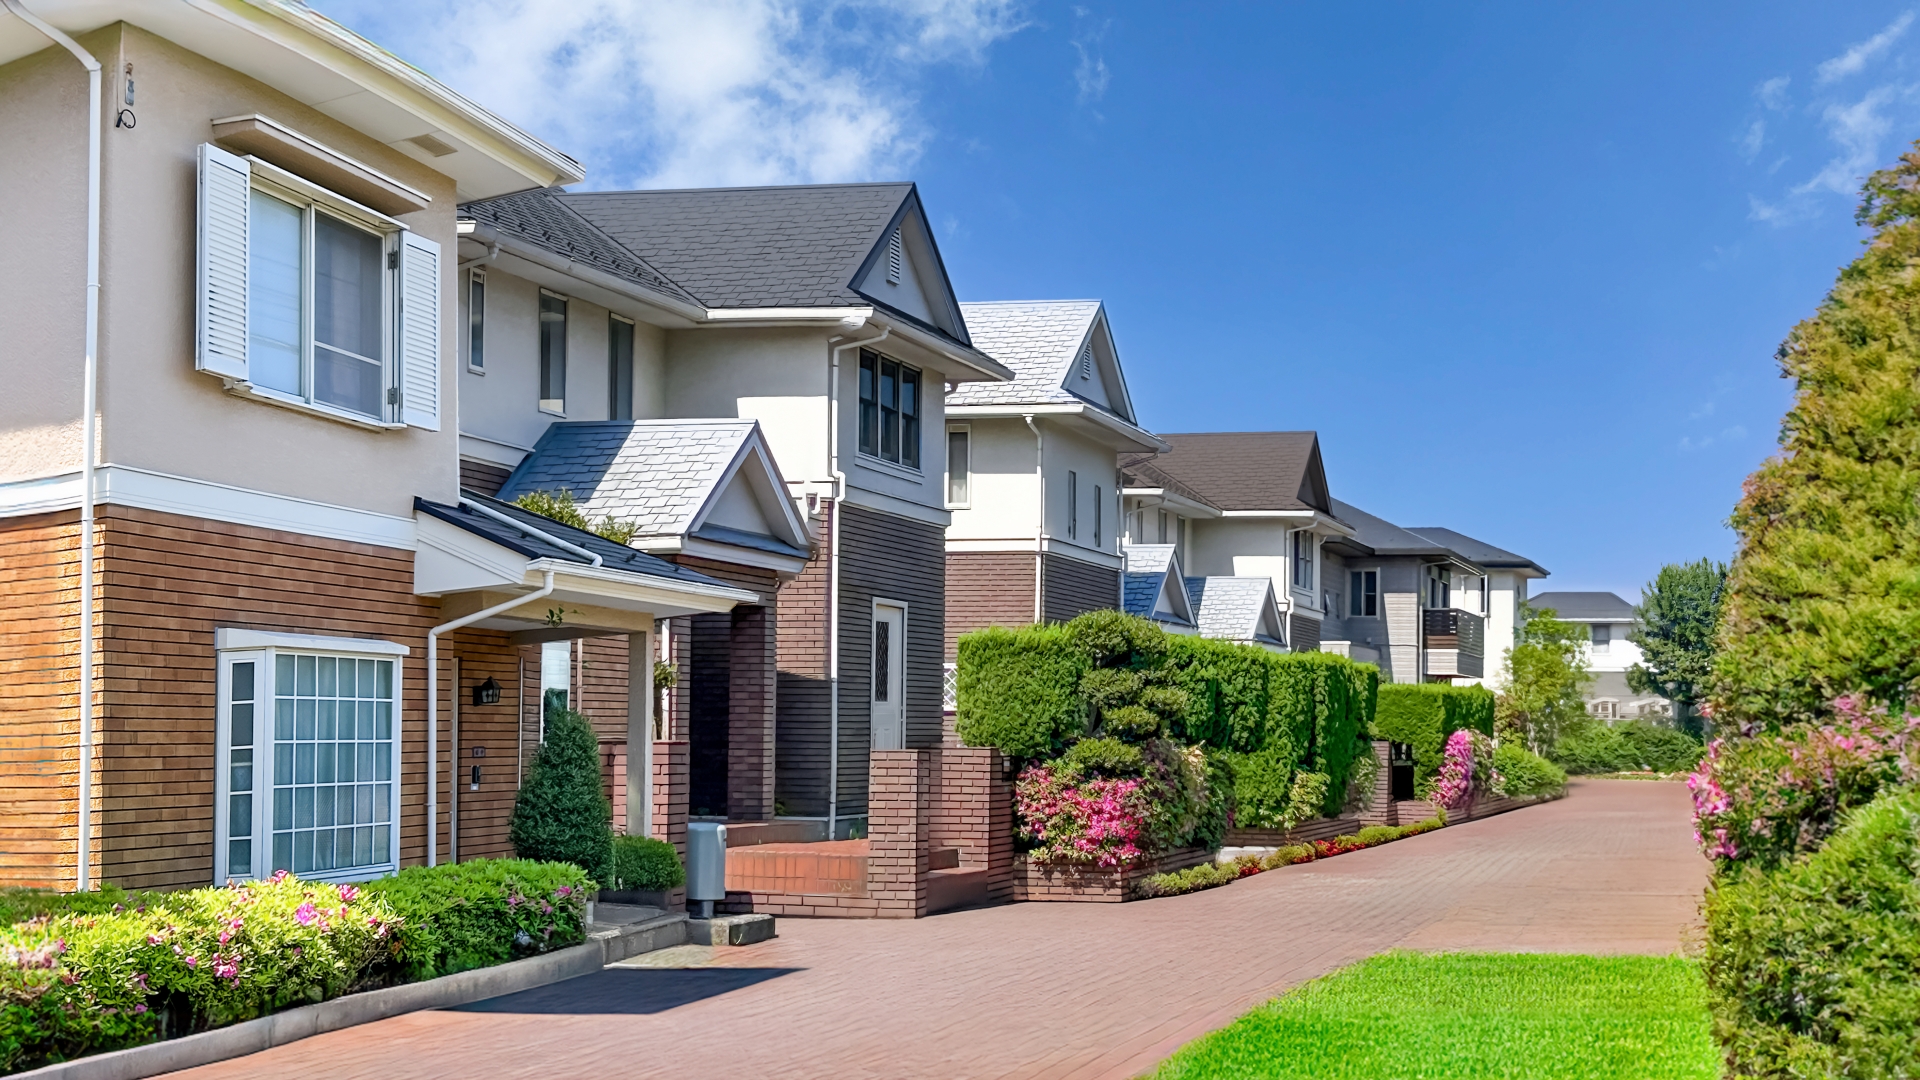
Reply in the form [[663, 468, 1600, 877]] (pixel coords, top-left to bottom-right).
[[1025, 415, 1046, 624], [946, 402, 1166, 453], [825, 319, 887, 839], [7, 0, 102, 894], [461, 497, 602, 567], [426, 571, 555, 867], [461, 223, 707, 323]]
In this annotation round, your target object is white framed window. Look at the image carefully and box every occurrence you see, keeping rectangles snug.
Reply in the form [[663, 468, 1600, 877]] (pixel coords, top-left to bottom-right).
[[945, 425, 970, 507], [467, 268, 485, 373], [1093, 485, 1103, 547], [195, 144, 438, 430], [858, 350, 921, 469], [1291, 530, 1315, 589], [213, 629, 407, 884], [540, 640, 572, 732], [1590, 623, 1610, 652], [609, 314, 635, 421], [539, 290, 568, 414]]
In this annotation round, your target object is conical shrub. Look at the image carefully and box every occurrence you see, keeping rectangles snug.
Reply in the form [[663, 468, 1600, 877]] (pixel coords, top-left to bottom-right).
[[508, 704, 612, 885]]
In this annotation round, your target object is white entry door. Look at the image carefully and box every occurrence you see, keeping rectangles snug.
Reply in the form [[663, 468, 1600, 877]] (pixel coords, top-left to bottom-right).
[[870, 602, 906, 751]]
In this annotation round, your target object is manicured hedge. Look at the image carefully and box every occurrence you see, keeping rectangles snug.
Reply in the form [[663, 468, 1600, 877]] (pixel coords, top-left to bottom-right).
[[954, 624, 1088, 758], [364, 858, 593, 981], [1370, 684, 1495, 785], [609, 835, 685, 893]]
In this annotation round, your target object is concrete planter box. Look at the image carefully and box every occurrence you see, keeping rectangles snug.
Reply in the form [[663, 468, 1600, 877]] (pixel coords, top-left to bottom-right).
[[1010, 847, 1213, 903]]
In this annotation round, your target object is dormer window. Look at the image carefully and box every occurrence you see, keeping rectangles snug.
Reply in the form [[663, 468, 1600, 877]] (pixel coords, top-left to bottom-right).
[[886, 228, 903, 284]]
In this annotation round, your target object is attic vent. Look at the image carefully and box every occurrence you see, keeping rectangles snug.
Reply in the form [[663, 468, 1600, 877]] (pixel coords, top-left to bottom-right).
[[405, 133, 458, 158], [1079, 340, 1092, 379], [886, 227, 903, 284]]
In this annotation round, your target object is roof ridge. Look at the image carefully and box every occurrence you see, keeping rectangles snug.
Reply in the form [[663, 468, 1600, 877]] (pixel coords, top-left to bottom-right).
[[560, 181, 914, 197]]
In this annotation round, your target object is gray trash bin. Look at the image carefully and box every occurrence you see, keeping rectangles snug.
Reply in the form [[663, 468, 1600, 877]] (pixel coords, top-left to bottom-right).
[[686, 821, 727, 919]]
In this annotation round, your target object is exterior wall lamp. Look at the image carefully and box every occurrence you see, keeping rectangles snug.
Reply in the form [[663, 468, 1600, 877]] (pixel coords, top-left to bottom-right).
[[473, 676, 502, 706]]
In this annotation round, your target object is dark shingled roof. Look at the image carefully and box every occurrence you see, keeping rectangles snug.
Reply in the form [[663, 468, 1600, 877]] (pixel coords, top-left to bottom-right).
[[1406, 527, 1548, 576], [458, 188, 698, 306], [1122, 432, 1331, 513], [1330, 499, 1460, 558], [416, 491, 730, 589], [559, 183, 914, 311], [1119, 457, 1220, 512], [1529, 591, 1637, 621]]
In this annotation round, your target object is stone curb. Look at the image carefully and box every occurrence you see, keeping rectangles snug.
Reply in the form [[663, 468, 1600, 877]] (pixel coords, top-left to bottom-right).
[[14, 913, 693, 1080]]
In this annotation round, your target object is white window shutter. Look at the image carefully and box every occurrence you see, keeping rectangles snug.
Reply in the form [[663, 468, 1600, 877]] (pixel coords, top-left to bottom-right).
[[196, 143, 249, 381], [397, 230, 442, 430]]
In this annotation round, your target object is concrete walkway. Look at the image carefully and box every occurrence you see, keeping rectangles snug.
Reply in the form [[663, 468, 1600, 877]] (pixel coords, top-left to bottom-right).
[[166, 779, 1707, 1080]]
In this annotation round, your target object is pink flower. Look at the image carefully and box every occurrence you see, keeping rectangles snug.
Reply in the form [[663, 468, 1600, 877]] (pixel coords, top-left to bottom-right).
[[337, 885, 360, 904], [184, 956, 197, 968], [293, 902, 317, 926]]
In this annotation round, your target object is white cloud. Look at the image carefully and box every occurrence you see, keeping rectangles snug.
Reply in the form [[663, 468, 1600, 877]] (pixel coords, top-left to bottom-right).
[[1757, 75, 1791, 110], [1070, 7, 1110, 104], [312, 0, 1027, 189], [1740, 118, 1766, 161], [1815, 11, 1913, 84], [1794, 85, 1899, 196], [1679, 425, 1747, 452]]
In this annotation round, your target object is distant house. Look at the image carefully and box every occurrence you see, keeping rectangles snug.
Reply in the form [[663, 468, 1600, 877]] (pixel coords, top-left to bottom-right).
[[1529, 591, 1670, 720], [1403, 527, 1550, 688]]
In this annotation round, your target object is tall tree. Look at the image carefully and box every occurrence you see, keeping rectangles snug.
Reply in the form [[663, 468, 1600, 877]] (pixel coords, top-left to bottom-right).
[[1715, 142, 1920, 724], [1628, 559, 1728, 739], [1495, 603, 1593, 752]]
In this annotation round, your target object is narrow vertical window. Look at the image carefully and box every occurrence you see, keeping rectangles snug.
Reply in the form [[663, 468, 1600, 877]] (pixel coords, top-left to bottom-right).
[[879, 359, 899, 460], [873, 621, 891, 701], [227, 659, 256, 877], [608, 315, 634, 421], [1094, 485, 1102, 546], [1067, 470, 1079, 540], [468, 270, 485, 371], [1157, 510, 1169, 544], [899, 365, 919, 469], [540, 640, 570, 729], [858, 351, 879, 456], [946, 427, 969, 505], [539, 291, 567, 413]]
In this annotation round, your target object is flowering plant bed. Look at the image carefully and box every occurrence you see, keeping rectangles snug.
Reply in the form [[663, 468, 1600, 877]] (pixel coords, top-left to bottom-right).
[[1010, 847, 1214, 903], [1136, 816, 1446, 899]]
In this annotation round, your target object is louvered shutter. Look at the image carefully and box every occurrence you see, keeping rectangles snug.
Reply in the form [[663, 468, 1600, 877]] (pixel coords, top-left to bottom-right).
[[396, 230, 442, 430], [196, 143, 250, 380]]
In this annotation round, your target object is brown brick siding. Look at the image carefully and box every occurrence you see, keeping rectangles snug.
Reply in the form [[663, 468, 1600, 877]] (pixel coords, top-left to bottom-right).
[[866, 750, 930, 917], [943, 551, 1036, 660], [458, 460, 513, 498], [1041, 552, 1120, 625], [1010, 847, 1213, 902], [774, 504, 831, 817]]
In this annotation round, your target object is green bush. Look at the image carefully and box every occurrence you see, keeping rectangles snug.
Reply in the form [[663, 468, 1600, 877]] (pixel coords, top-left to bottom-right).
[[1618, 721, 1705, 773], [0, 885, 148, 928], [509, 706, 613, 884], [367, 858, 591, 981], [1551, 720, 1703, 775], [1704, 786, 1920, 1078], [1064, 736, 1146, 777], [1227, 743, 1298, 830], [1492, 742, 1567, 796], [608, 836, 685, 893], [1371, 684, 1495, 783], [1191, 752, 1236, 851], [954, 624, 1087, 758]]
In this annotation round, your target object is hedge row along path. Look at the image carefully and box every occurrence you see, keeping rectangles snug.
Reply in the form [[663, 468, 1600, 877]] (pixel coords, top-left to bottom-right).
[[164, 780, 1707, 1080]]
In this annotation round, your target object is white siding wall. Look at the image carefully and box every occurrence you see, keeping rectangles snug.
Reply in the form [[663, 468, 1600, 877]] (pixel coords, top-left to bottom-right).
[[945, 416, 1042, 541]]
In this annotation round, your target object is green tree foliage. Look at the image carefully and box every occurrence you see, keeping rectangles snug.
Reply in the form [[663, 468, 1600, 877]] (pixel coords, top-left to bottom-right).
[[1627, 560, 1727, 737], [508, 705, 612, 885], [1494, 604, 1592, 751], [1714, 144, 1920, 723], [511, 489, 641, 546], [1370, 683, 1495, 785]]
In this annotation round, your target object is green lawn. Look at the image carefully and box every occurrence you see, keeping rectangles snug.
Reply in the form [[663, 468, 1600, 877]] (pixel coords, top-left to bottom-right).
[[1152, 952, 1720, 1080]]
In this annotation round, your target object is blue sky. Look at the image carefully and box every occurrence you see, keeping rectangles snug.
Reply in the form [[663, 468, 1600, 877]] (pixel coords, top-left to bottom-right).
[[321, 1, 1920, 599]]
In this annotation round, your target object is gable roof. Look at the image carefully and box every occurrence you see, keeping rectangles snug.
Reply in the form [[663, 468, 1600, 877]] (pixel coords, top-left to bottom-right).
[[496, 420, 810, 560], [1330, 499, 1458, 558], [1184, 576, 1288, 647], [1122, 544, 1196, 629], [1125, 432, 1332, 514], [949, 301, 1135, 423], [1406, 527, 1548, 577], [416, 492, 729, 588], [459, 188, 699, 307], [1529, 591, 1637, 621]]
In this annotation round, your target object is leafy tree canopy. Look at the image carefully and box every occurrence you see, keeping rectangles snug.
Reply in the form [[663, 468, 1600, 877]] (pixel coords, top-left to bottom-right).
[[512, 489, 640, 546], [1714, 142, 1920, 723], [1495, 604, 1593, 752], [1628, 559, 1728, 733]]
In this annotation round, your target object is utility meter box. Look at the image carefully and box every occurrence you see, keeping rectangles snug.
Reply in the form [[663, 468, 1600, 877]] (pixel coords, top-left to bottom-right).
[[686, 822, 728, 917]]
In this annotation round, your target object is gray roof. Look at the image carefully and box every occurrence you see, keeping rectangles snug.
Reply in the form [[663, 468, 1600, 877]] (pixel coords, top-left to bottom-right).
[[1124, 432, 1332, 514], [1331, 499, 1459, 558], [1406, 527, 1547, 576], [458, 188, 698, 306], [418, 492, 729, 588], [1529, 591, 1637, 621], [559, 183, 921, 313], [496, 420, 807, 557], [949, 301, 1132, 422], [1184, 576, 1285, 646], [1122, 544, 1193, 627], [1119, 458, 1221, 512]]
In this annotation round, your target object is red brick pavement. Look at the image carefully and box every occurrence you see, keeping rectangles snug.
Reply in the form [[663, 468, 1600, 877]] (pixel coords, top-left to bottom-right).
[[165, 780, 1707, 1080]]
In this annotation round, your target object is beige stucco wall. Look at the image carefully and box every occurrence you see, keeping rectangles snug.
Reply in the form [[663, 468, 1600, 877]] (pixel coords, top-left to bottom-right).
[[1, 24, 466, 515]]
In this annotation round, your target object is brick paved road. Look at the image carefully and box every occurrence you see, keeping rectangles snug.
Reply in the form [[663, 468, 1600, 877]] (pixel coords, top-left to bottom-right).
[[167, 779, 1706, 1080]]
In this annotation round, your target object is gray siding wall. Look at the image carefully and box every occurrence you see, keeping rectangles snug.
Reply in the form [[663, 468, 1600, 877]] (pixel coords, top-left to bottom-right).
[[1041, 552, 1120, 625]]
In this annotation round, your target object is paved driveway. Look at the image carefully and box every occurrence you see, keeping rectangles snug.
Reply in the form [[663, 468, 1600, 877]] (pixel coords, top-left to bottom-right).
[[167, 779, 1707, 1080]]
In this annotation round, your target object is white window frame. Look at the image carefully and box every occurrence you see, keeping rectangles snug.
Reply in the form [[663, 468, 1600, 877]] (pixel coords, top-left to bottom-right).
[[467, 267, 486, 374], [539, 288, 569, 416], [856, 349, 923, 472], [1349, 568, 1380, 618], [1291, 529, 1316, 590], [944, 424, 970, 508], [213, 628, 408, 885]]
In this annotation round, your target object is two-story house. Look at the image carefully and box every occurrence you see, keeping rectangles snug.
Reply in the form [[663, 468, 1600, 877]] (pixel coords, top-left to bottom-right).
[[449, 183, 1012, 839], [0, 0, 766, 891], [941, 300, 1164, 666], [1528, 590, 1668, 718], [1402, 527, 1549, 688]]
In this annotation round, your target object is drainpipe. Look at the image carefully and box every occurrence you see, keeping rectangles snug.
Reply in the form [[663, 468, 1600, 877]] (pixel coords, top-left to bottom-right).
[[826, 320, 887, 839], [427, 571, 555, 866], [8, 1, 103, 894], [1024, 415, 1045, 623]]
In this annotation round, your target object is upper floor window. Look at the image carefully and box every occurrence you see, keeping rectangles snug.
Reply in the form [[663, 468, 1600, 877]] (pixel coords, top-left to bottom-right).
[[946, 426, 970, 506], [539, 291, 567, 414], [1426, 565, 1452, 609], [1291, 530, 1315, 589], [1590, 623, 1610, 652], [195, 144, 438, 430], [858, 350, 920, 469], [1093, 485, 1103, 546], [1349, 570, 1378, 617], [1157, 509, 1170, 544], [609, 314, 634, 421], [467, 269, 485, 373], [1067, 470, 1079, 540]]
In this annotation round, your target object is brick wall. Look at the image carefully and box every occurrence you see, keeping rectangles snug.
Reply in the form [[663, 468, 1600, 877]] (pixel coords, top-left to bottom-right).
[[866, 749, 930, 918], [1010, 846, 1213, 903], [651, 739, 689, 859], [927, 747, 1013, 901], [774, 503, 831, 817], [943, 551, 1036, 660]]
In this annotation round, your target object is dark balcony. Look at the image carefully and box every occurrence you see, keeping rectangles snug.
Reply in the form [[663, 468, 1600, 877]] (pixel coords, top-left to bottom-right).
[[1423, 608, 1485, 679]]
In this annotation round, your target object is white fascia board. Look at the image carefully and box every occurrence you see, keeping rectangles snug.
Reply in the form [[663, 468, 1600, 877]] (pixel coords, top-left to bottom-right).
[[676, 536, 809, 576], [1120, 488, 1224, 520], [1038, 538, 1124, 569], [864, 314, 1014, 383], [700, 306, 875, 324], [946, 537, 1040, 553], [215, 627, 410, 655], [474, 233, 705, 325], [457, 432, 533, 470], [0, 465, 415, 548], [943, 403, 1165, 453], [527, 559, 760, 611], [839, 485, 951, 528]]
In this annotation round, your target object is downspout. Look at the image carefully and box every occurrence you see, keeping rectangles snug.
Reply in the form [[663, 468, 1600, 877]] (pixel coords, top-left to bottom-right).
[[428, 571, 555, 867], [7, 0, 104, 893], [826, 320, 887, 839], [1024, 415, 1045, 623]]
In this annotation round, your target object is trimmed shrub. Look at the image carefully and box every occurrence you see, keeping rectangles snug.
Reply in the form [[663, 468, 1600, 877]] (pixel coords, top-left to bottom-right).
[[0, 885, 149, 928], [1063, 736, 1146, 777], [1226, 743, 1299, 830], [1135, 815, 1447, 898], [1492, 742, 1567, 797], [1704, 786, 1920, 1078], [608, 836, 685, 893], [1549, 722, 1632, 774], [1619, 721, 1705, 773], [954, 624, 1087, 758], [1371, 684, 1495, 784], [367, 858, 591, 981], [508, 706, 613, 885]]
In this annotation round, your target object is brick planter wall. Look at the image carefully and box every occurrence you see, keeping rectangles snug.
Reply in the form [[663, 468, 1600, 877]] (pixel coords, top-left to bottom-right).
[[1223, 815, 1371, 848], [1010, 847, 1214, 903], [1396, 790, 1560, 824]]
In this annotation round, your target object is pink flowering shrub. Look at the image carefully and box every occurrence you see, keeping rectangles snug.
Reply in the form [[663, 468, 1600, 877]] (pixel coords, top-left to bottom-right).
[[1688, 694, 1920, 870], [1016, 762, 1155, 867], [1430, 730, 1502, 812]]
